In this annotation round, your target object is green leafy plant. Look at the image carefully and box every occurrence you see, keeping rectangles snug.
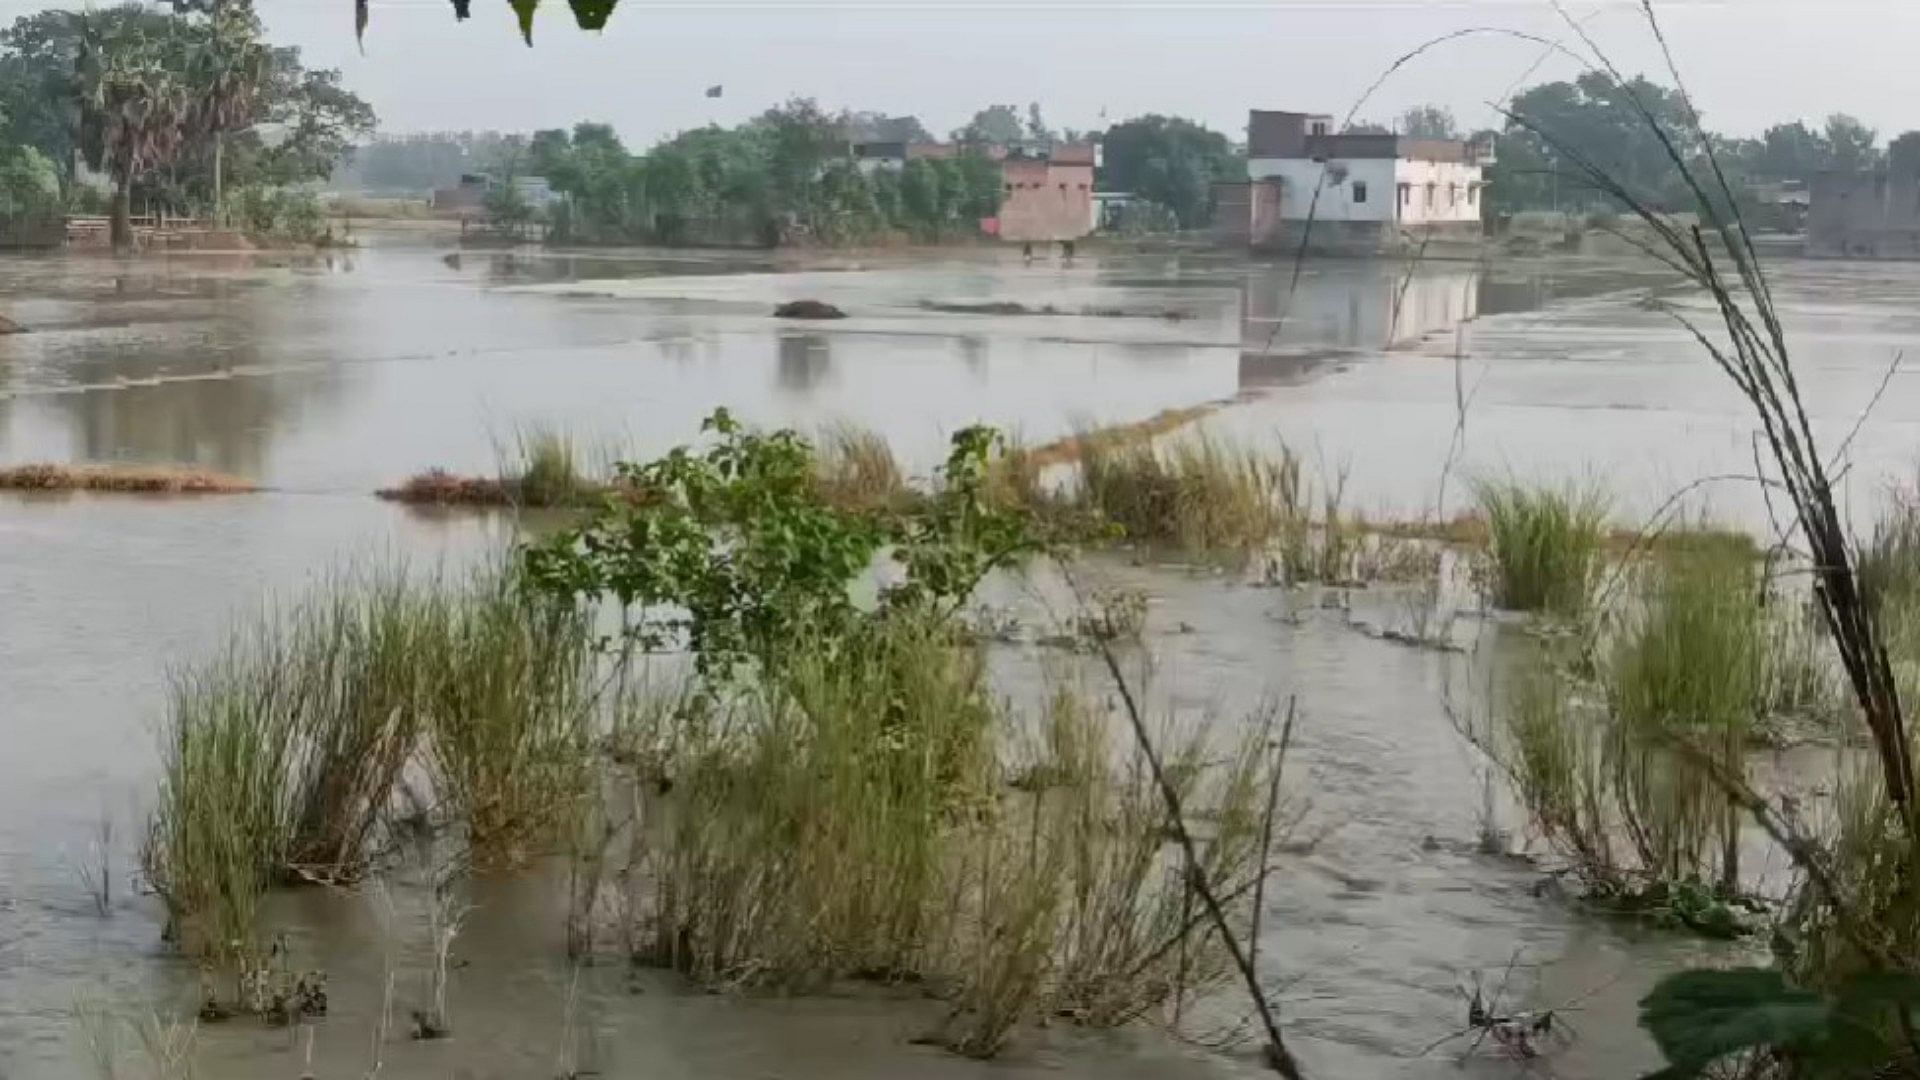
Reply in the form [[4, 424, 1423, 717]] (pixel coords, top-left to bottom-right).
[[522, 409, 1042, 678], [1638, 967, 1920, 1078]]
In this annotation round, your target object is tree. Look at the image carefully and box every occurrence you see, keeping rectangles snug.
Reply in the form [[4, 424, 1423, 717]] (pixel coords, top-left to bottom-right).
[[1495, 71, 1703, 212], [899, 157, 943, 234], [0, 144, 59, 221], [1823, 112, 1879, 174], [181, 2, 270, 222], [1399, 104, 1458, 140], [76, 12, 194, 250], [1753, 121, 1827, 181], [1098, 114, 1238, 229], [955, 104, 1023, 146], [1025, 102, 1052, 144]]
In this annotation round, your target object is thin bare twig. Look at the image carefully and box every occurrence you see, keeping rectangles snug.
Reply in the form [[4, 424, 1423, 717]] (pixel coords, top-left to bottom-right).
[[1060, 559, 1305, 1078]]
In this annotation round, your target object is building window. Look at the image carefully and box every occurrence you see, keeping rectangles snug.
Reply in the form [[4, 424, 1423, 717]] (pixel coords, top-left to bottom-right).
[[1425, 183, 1436, 208], [1448, 183, 1458, 207], [1468, 185, 1478, 206], [1311, 121, 1328, 136], [1397, 183, 1410, 206], [1004, 183, 1013, 193], [1352, 181, 1368, 204]]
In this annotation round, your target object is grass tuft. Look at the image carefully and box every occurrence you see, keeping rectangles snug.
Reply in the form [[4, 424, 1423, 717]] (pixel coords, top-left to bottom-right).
[[812, 423, 913, 512], [1475, 481, 1607, 614]]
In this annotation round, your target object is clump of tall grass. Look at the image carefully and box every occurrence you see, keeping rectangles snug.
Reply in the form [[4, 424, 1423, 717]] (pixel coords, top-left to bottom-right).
[[510, 427, 592, 510], [144, 561, 600, 980], [1485, 541, 1766, 915], [378, 427, 604, 509], [1475, 481, 1607, 615], [1074, 428, 1289, 555], [629, 608, 997, 986], [1605, 546, 1760, 892], [590, 611, 1280, 1052], [420, 567, 599, 866], [812, 423, 913, 512]]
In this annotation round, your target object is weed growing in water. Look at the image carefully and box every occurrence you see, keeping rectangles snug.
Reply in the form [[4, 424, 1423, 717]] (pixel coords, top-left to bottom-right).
[[813, 422, 913, 512], [509, 426, 592, 509], [1474, 481, 1607, 615], [145, 560, 600, 994], [1073, 428, 1290, 556], [1604, 546, 1760, 893], [420, 566, 598, 866]]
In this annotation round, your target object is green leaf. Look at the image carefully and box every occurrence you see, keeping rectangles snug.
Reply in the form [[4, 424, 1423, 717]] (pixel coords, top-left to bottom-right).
[[567, 0, 617, 29], [1639, 968, 1828, 1077], [510, 0, 539, 44]]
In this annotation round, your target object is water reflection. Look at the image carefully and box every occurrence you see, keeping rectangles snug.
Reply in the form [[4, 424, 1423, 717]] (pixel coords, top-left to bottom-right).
[[777, 332, 833, 392], [1241, 263, 1482, 359]]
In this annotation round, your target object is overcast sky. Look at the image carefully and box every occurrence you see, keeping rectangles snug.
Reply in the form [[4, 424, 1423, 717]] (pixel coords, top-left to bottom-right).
[[231, 0, 1918, 146]]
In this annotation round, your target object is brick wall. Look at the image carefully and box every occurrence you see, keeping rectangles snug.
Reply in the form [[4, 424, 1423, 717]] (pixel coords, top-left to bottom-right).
[[998, 160, 1094, 243]]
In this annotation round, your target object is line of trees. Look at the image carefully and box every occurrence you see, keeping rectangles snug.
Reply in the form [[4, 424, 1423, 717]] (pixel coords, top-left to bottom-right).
[[459, 103, 1251, 246], [1467, 73, 1906, 217], [522, 101, 1006, 247], [0, 2, 374, 248]]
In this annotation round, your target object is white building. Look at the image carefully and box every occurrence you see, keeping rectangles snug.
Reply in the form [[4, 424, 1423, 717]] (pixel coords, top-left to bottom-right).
[[1227, 110, 1492, 248]]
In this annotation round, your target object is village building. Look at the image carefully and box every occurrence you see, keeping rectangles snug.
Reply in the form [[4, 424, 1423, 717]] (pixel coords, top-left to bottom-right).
[[994, 143, 1097, 245], [846, 134, 1097, 244], [1217, 109, 1493, 252], [1808, 148, 1920, 257]]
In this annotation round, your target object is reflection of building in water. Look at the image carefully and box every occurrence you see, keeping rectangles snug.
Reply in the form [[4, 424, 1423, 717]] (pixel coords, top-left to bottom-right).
[[1240, 264, 1480, 360], [776, 333, 832, 392]]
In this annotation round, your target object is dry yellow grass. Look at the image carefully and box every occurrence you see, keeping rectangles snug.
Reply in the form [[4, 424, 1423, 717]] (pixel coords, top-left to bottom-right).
[[0, 462, 256, 494]]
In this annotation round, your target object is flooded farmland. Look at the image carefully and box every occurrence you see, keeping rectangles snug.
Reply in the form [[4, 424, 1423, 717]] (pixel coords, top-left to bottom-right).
[[1, 234, 1913, 1079]]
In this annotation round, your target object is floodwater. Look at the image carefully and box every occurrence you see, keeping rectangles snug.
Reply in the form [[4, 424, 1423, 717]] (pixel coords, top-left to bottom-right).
[[0, 232, 1907, 1078]]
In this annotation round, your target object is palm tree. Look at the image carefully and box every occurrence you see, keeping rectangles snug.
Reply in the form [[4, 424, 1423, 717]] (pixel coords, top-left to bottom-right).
[[75, 14, 191, 251], [182, 3, 269, 225]]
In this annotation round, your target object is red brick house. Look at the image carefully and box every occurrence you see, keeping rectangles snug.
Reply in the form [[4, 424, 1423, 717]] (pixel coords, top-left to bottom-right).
[[994, 143, 1096, 243]]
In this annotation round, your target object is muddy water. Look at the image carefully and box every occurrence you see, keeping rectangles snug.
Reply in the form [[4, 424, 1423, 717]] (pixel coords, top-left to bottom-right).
[[0, 237, 1898, 1078]]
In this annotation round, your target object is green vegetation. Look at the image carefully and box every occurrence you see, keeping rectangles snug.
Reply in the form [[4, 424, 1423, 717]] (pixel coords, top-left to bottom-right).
[[530, 106, 1004, 247], [379, 428, 600, 509], [1096, 115, 1240, 229], [0, 5, 373, 247], [1073, 428, 1292, 556], [1475, 481, 1607, 615], [142, 562, 600, 1002], [813, 422, 911, 512]]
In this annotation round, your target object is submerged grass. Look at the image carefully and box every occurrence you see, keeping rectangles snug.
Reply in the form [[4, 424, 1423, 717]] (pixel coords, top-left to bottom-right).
[[812, 422, 913, 512], [586, 609, 1278, 1048], [144, 560, 600, 985], [378, 427, 604, 509], [0, 462, 255, 494], [1475, 481, 1607, 615], [1074, 428, 1290, 555]]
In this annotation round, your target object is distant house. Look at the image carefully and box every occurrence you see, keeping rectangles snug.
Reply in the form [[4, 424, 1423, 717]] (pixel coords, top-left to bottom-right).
[[429, 173, 556, 215], [994, 143, 1098, 245], [1217, 109, 1494, 252], [430, 173, 490, 213], [847, 116, 935, 174], [1809, 166, 1920, 257]]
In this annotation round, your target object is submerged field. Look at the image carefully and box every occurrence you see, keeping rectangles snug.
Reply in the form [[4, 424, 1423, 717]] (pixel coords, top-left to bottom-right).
[[0, 238, 1914, 1079]]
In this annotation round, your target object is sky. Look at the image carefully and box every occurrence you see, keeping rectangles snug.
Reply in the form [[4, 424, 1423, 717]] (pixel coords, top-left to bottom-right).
[[218, 0, 1920, 147]]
